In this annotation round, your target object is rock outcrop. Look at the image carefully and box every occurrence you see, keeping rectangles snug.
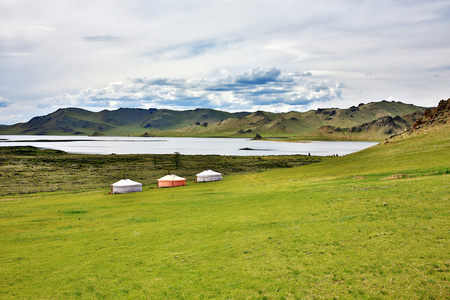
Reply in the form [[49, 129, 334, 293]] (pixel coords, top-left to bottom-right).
[[384, 98, 449, 143], [410, 98, 449, 131]]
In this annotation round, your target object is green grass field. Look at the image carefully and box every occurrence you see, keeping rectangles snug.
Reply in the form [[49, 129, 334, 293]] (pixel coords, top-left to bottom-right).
[[0, 123, 449, 299]]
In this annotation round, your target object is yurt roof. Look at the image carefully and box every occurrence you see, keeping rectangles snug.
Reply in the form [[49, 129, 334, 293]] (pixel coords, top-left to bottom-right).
[[158, 174, 185, 181], [196, 170, 222, 176], [111, 179, 142, 186]]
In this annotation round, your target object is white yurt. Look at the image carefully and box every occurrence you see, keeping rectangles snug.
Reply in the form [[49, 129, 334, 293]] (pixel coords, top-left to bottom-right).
[[111, 179, 142, 194], [196, 170, 222, 183]]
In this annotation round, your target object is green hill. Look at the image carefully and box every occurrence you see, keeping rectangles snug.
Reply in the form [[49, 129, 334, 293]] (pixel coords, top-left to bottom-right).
[[0, 107, 249, 136], [0, 100, 426, 140]]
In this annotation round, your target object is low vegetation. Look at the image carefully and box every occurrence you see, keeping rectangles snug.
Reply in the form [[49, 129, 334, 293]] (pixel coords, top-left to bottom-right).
[[0, 147, 322, 196], [0, 104, 448, 298]]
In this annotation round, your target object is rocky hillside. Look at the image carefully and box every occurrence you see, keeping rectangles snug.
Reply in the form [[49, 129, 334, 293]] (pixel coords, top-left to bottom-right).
[[304, 111, 423, 141], [383, 98, 450, 144], [410, 98, 449, 131], [169, 101, 426, 140], [0, 100, 427, 140]]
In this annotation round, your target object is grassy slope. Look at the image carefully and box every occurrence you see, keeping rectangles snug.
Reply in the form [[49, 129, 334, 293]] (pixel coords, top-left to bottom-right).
[[0, 123, 448, 299]]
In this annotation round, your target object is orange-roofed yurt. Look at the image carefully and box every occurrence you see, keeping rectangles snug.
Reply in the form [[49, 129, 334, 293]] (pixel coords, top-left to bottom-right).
[[157, 174, 186, 188], [111, 179, 142, 194], [196, 170, 222, 183]]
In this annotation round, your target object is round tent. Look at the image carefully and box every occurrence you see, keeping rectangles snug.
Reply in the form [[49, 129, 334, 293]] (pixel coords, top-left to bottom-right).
[[157, 174, 186, 188], [196, 170, 222, 183], [111, 179, 142, 194]]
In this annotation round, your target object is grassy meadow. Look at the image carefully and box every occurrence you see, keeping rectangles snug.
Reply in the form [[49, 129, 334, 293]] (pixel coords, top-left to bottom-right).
[[0, 123, 449, 299]]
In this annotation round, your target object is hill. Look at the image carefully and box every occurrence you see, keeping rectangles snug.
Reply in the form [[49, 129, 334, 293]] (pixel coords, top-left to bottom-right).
[[409, 98, 450, 132], [0, 100, 448, 298], [0, 107, 249, 136], [0, 100, 426, 140], [303, 111, 423, 141]]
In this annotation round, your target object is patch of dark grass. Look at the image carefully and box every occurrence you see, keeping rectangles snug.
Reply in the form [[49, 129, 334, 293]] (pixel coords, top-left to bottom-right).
[[61, 210, 89, 215], [129, 216, 157, 223], [28, 218, 59, 223]]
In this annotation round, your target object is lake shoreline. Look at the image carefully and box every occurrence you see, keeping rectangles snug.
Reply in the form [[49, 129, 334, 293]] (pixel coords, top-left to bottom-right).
[[0, 135, 377, 156]]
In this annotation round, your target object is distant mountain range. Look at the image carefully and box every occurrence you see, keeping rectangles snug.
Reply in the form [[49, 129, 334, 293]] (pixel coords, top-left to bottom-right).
[[0, 101, 428, 141]]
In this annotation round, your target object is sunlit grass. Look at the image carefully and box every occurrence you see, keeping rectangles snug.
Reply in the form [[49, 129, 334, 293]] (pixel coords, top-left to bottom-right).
[[0, 123, 449, 298]]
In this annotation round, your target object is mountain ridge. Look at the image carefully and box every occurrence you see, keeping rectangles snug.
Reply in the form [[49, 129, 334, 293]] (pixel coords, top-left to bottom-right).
[[0, 100, 428, 141]]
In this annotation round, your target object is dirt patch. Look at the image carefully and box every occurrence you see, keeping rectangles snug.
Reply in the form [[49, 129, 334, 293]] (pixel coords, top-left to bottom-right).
[[353, 186, 390, 190], [381, 174, 408, 180], [0, 198, 17, 202]]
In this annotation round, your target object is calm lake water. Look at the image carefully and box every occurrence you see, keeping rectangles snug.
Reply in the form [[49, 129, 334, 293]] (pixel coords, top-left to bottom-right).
[[0, 135, 377, 156]]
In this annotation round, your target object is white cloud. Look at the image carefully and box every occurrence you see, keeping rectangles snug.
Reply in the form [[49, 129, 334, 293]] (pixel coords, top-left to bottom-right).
[[0, 52, 32, 57], [37, 67, 343, 112], [83, 35, 122, 42], [0, 97, 12, 108]]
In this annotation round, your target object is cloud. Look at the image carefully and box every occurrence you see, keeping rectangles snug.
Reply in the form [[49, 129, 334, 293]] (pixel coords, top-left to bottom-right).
[[145, 38, 239, 60], [0, 114, 24, 124], [37, 67, 343, 112], [235, 68, 284, 85], [83, 35, 122, 42], [0, 52, 32, 57], [0, 98, 26, 124], [0, 97, 12, 108]]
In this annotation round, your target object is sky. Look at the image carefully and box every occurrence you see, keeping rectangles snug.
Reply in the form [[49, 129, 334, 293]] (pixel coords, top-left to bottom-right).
[[1, 0, 450, 124]]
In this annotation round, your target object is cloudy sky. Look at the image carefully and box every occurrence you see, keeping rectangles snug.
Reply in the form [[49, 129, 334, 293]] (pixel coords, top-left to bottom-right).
[[1, 0, 449, 124]]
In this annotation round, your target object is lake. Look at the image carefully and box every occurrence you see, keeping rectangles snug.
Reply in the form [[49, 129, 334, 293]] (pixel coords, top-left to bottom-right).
[[0, 135, 377, 156]]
